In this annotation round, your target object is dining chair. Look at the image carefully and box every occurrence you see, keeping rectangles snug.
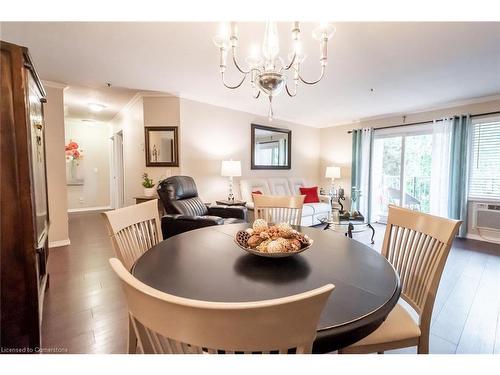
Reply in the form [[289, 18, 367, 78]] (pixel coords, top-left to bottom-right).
[[109, 257, 334, 354], [102, 199, 163, 271], [253, 194, 305, 226], [102, 200, 163, 354], [339, 205, 461, 354]]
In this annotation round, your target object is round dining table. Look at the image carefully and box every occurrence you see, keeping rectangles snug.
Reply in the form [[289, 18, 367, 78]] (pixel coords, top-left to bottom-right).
[[132, 223, 401, 353]]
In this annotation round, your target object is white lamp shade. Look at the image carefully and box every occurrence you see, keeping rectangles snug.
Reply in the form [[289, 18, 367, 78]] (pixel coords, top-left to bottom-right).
[[325, 166, 341, 179], [221, 160, 242, 177]]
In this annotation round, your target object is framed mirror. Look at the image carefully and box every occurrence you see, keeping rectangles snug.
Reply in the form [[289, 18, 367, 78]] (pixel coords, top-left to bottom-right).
[[144, 126, 179, 167], [251, 124, 291, 170]]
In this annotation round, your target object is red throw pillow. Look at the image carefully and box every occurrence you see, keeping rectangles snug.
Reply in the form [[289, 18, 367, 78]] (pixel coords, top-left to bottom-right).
[[252, 190, 263, 195], [299, 186, 320, 204]]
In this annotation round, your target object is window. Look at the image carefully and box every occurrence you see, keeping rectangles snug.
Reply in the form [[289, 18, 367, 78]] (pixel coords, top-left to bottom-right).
[[469, 117, 500, 201]]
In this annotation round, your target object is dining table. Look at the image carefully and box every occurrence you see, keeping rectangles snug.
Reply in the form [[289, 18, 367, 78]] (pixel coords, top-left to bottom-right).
[[132, 223, 401, 353]]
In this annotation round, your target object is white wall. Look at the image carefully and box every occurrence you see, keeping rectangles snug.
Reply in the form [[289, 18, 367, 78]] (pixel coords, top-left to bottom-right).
[[179, 99, 322, 203], [65, 120, 111, 210], [110, 95, 181, 206], [44, 85, 70, 246]]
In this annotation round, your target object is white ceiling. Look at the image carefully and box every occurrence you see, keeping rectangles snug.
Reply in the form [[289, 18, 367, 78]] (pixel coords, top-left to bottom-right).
[[2, 22, 500, 127], [62, 84, 138, 123]]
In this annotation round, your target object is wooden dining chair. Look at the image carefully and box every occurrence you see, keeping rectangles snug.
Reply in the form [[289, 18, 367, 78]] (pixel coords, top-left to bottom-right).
[[339, 205, 461, 354], [102, 200, 163, 354], [102, 199, 163, 271], [109, 257, 334, 354], [253, 194, 305, 226]]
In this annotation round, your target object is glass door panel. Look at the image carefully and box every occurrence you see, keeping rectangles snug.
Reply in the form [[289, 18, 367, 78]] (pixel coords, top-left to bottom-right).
[[371, 136, 402, 223], [403, 134, 432, 213]]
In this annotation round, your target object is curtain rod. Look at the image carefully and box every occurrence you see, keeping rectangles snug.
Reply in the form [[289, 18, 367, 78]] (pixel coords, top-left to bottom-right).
[[346, 110, 500, 134]]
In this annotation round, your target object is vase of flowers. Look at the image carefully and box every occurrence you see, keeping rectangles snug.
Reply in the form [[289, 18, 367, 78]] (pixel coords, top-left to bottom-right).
[[65, 140, 84, 181], [142, 173, 156, 197]]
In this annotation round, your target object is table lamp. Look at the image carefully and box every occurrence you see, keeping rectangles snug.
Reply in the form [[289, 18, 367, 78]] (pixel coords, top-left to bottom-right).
[[221, 160, 241, 202], [325, 166, 341, 196]]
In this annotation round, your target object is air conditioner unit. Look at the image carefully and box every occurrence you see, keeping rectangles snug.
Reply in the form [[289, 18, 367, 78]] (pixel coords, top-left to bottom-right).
[[472, 202, 500, 243]]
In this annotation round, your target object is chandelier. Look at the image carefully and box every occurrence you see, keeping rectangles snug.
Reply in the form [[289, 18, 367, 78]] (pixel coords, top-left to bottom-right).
[[213, 22, 335, 120]]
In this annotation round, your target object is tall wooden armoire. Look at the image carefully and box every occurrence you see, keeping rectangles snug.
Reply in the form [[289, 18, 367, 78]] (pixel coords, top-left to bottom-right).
[[1, 40, 50, 351]]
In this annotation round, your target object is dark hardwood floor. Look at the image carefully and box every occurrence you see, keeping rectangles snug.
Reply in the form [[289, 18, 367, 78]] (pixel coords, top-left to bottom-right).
[[42, 213, 500, 354]]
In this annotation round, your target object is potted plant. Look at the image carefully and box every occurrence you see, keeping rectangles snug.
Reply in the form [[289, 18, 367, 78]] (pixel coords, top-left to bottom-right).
[[142, 173, 156, 197]]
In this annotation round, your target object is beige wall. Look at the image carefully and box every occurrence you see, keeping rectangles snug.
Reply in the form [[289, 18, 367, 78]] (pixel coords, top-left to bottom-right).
[[110, 95, 181, 206], [44, 85, 69, 246], [65, 120, 111, 210], [179, 99, 322, 203], [320, 97, 500, 231]]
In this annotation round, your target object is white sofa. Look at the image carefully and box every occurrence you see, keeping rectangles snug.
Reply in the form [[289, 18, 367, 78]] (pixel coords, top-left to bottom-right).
[[239, 177, 331, 226]]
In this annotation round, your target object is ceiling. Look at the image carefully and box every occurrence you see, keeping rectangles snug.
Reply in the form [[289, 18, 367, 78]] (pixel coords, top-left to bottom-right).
[[62, 84, 138, 123], [2, 22, 500, 127]]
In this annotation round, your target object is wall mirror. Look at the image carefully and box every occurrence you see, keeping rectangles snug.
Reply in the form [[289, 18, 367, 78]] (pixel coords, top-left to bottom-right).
[[251, 124, 291, 169], [144, 126, 179, 167]]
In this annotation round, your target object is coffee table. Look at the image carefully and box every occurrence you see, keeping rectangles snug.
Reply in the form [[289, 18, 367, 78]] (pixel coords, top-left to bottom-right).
[[320, 215, 376, 244]]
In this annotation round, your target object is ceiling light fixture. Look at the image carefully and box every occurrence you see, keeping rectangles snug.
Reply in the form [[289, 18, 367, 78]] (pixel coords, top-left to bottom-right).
[[88, 103, 106, 112], [214, 21, 335, 121]]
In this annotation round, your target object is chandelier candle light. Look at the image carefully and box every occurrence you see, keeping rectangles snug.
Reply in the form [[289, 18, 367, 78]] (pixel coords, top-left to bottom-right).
[[221, 160, 242, 202], [213, 22, 335, 121]]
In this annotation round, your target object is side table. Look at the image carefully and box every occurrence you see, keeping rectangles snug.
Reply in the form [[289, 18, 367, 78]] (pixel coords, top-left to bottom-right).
[[215, 200, 246, 206]]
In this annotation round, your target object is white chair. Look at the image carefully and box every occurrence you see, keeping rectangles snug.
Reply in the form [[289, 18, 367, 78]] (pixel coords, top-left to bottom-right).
[[102, 200, 163, 354], [102, 199, 163, 271], [253, 194, 305, 226], [110, 257, 334, 354], [339, 205, 461, 354]]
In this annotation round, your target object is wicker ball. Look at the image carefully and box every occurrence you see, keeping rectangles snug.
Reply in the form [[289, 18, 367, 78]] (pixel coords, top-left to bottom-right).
[[288, 238, 302, 251], [245, 228, 255, 235], [252, 219, 269, 233], [275, 223, 294, 238], [257, 239, 272, 253], [267, 239, 286, 253], [235, 230, 251, 247]]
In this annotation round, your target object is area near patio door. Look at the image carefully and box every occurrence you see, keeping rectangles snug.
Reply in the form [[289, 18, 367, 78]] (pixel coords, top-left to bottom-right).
[[371, 124, 433, 223]]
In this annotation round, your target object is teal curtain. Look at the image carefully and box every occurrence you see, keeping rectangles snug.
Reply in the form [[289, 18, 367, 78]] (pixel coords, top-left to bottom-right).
[[351, 129, 362, 212], [351, 128, 373, 221], [448, 115, 471, 238]]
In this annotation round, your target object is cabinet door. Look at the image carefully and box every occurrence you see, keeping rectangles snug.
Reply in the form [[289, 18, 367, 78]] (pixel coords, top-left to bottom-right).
[[26, 71, 49, 247]]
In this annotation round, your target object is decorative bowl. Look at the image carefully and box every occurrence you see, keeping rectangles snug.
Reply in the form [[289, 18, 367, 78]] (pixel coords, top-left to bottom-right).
[[234, 239, 313, 258]]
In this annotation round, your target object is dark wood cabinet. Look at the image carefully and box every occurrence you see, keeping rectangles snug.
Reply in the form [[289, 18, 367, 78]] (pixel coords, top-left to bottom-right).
[[1, 40, 49, 351]]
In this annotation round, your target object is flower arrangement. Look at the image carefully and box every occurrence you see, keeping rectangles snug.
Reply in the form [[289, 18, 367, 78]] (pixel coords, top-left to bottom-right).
[[142, 173, 155, 188], [65, 140, 84, 161]]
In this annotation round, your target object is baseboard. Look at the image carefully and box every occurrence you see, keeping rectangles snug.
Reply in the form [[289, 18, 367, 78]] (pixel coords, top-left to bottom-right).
[[49, 239, 71, 248], [68, 206, 112, 213], [465, 233, 500, 244]]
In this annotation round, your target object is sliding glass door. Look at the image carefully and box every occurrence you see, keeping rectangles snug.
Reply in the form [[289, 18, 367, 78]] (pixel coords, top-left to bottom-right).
[[370, 124, 433, 222]]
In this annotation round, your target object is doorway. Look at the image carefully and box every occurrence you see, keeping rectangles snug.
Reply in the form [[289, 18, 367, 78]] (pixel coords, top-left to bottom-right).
[[111, 131, 124, 209], [370, 124, 433, 223]]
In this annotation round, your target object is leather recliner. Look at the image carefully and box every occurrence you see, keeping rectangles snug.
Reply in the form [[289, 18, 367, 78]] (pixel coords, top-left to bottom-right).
[[157, 176, 247, 238]]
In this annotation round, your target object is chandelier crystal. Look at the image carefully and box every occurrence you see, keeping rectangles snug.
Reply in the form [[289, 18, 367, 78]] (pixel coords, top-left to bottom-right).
[[213, 21, 335, 120]]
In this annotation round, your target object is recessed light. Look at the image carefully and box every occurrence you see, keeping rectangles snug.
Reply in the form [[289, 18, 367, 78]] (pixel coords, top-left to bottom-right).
[[88, 103, 106, 112]]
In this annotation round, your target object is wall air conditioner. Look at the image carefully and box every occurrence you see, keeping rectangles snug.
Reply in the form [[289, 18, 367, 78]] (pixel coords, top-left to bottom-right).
[[472, 202, 500, 243]]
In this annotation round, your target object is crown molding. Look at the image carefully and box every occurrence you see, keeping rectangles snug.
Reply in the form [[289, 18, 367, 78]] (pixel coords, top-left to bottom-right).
[[325, 93, 500, 128], [41, 80, 68, 90], [109, 91, 178, 123]]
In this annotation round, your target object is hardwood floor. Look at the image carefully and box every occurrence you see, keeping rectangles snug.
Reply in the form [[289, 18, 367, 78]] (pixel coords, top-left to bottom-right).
[[42, 213, 500, 354]]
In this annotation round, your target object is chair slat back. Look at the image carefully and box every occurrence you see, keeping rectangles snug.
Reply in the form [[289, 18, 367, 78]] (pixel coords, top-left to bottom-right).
[[102, 200, 163, 270], [381, 205, 461, 317], [253, 194, 305, 226], [109, 258, 333, 354]]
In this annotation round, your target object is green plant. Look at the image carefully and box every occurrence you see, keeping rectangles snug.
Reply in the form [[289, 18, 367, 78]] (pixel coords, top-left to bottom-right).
[[142, 173, 155, 188]]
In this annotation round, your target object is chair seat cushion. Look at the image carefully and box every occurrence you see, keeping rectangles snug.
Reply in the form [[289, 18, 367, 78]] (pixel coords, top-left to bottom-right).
[[223, 218, 246, 225], [344, 303, 421, 351]]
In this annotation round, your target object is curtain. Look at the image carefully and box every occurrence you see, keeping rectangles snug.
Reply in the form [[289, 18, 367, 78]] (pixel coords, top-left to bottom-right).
[[448, 115, 471, 237], [351, 128, 373, 221], [430, 118, 452, 216]]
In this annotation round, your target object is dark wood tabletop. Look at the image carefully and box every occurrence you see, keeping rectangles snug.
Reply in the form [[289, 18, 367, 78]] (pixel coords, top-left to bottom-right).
[[132, 223, 401, 353]]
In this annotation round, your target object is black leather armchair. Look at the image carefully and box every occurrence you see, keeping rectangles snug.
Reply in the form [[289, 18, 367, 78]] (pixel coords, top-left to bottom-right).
[[157, 176, 247, 238]]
